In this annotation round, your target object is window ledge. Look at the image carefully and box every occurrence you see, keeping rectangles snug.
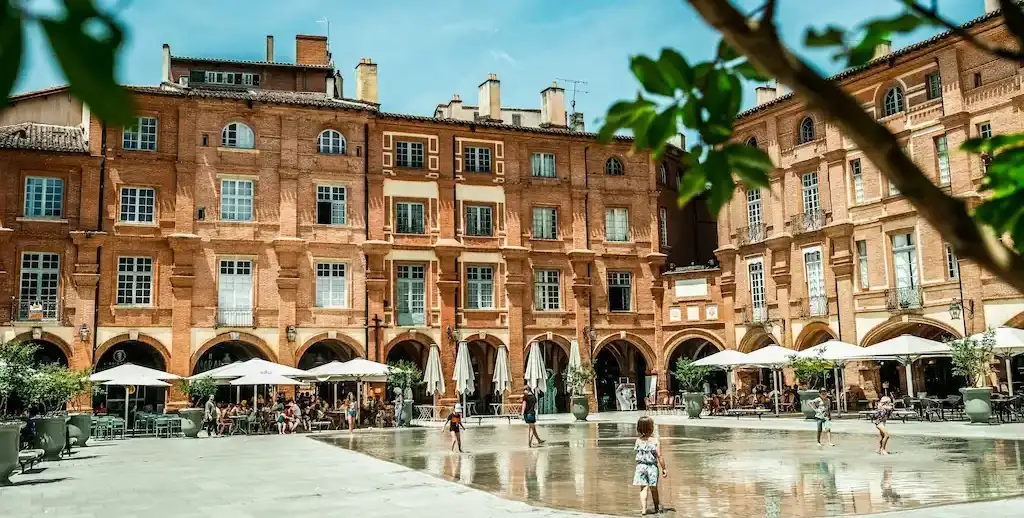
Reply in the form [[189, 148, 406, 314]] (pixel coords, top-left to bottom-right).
[[463, 308, 500, 313], [393, 231, 427, 236], [312, 223, 349, 228], [217, 147, 259, 154], [121, 148, 157, 153], [113, 305, 155, 310], [313, 306, 351, 310], [532, 309, 567, 315], [116, 221, 159, 227], [16, 217, 68, 224], [214, 220, 259, 226]]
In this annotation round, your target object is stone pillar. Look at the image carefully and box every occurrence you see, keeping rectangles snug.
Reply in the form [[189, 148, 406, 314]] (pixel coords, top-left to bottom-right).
[[69, 232, 104, 373], [827, 223, 856, 343], [361, 241, 391, 361], [645, 252, 668, 400], [502, 246, 529, 406], [435, 239, 463, 407], [569, 249, 597, 410], [274, 238, 304, 367], [716, 246, 738, 349], [766, 235, 793, 348], [168, 234, 200, 408]]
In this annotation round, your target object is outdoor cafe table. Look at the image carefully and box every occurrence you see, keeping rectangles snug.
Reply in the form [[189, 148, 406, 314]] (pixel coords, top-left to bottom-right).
[[229, 415, 249, 435], [326, 410, 345, 429]]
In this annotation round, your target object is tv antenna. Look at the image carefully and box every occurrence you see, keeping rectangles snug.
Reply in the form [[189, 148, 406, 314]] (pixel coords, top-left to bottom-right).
[[556, 77, 589, 115], [317, 17, 331, 53]]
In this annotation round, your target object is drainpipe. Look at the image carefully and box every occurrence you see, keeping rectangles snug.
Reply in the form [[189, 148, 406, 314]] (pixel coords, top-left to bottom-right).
[[363, 122, 370, 359], [91, 122, 108, 365]]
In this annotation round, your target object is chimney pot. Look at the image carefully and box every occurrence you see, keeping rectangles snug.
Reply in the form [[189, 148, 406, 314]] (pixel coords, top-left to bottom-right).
[[355, 57, 379, 104], [755, 86, 777, 106], [161, 43, 171, 83], [325, 75, 336, 99], [540, 82, 566, 128], [985, 0, 1000, 14], [478, 73, 501, 121], [266, 35, 274, 62], [873, 39, 892, 60]]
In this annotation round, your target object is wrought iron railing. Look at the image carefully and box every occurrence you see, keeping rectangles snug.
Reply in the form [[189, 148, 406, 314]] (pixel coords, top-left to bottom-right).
[[216, 307, 254, 328], [742, 305, 769, 324], [886, 286, 923, 311], [736, 223, 768, 246], [801, 295, 830, 317], [790, 209, 829, 233], [15, 296, 59, 322]]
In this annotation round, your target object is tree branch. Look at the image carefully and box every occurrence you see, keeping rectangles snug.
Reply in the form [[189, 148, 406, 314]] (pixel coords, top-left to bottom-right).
[[998, 0, 1024, 53], [905, 1, 1024, 61], [685, 0, 1024, 294], [761, 0, 777, 28]]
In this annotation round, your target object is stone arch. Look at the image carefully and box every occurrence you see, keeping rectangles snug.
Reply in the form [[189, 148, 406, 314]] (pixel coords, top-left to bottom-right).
[[593, 332, 658, 369], [861, 315, 961, 347], [793, 322, 839, 351], [383, 330, 437, 359], [191, 331, 276, 373], [524, 332, 571, 355], [738, 327, 779, 353], [95, 333, 171, 370], [13, 331, 73, 365], [296, 333, 363, 362], [873, 79, 909, 118], [663, 329, 726, 366]]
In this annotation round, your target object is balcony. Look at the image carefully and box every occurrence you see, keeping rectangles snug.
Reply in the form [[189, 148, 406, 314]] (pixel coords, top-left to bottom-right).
[[790, 209, 830, 234], [736, 224, 767, 246], [886, 286, 923, 311], [741, 305, 770, 325], [216, 308, 254, 328], [799, 295, 831, 318], [14, 296, 60, 322]]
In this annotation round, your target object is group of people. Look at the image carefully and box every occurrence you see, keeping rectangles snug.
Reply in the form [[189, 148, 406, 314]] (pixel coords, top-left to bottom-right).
[[200, 391, 362, 436], [809, 388, 894, 455]]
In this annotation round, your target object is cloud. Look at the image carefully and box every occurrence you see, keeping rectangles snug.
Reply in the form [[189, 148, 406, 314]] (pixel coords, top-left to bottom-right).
[[489, 50, 516, 65]]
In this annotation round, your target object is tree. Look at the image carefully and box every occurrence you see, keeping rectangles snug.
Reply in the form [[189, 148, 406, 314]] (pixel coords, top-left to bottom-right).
[[671, 358, 712, 393], [0, 340, 37, 417], [947, 329, 996, 387], [386, 360, 423, 395], [602, 0, 1024, 293], [177, 377, 217, 408], [788, 355, 832, 390], [564, 361, 596, 396]]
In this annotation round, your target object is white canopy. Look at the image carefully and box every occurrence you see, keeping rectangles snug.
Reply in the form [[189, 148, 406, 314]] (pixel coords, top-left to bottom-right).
[[693, 349, 749, 368], [972, 327, 1024, 356], [741, 345, 795, 367], [187, 361, 242, 381], [303, 360, 349, 381], [229, 373, 302, 386], [190, 358, 308, 380], [101, 375, 170, 387], [333, 358, 390, 382], [795, 340, 864, 362], [855, 335, 950, 361], [493, 346, 511, 393], [424, 345, 445, 395], [452, 341, 475, 396], [568, 338, 582, 370], [90, 363, 180, 382], [524, 342, 547, 391]]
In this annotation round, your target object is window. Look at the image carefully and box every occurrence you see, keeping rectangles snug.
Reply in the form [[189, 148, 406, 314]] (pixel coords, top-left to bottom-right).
[[605, 158, 624, 176], [856, 240, 869, 290], [315, 262, 347, 308], [18, 252, 59, 319], [199, 71, 259, 86], [882, 86, 904, 117], [850, 159, 864, 203], [659, 207, 669, 248], [974, 72, 982, 88], [512, 114, 522, 127], [464, 146, 491, 173], [798, 117, 815, 144], [465, 205, 492, 236], [534, 270, 560, 311], [316, 185, 346, 225], [318, 130, 346, 155], [804, 248, 826, 316], [658, 164, 668, 185], [218, 258, 253, 326], [395, 202, 425, 234], [926, 73, 942, 100], [123, 116, 158, 151], [465, 266, 494, 309], [748, 260, 766, 321], [119, 187, 156, 223], [979, 122, 992, 139], [220, 179, 254, 221], [23, 177, 63, 218], [801, 172, 820, 215], [946, 244, 960, 280], [221, 122, 255, 149], [889, 179, 900, 196], [746, 189, 762, 228], [531, 152, 556, 178], [605, 208, 629, 242], [746, 136, 758, 148], [935, 136, 951, 185], [892, 233, 918, 288], [608, 272, 632, 312], [396, 265, 426, 326], [533, 207, 558, 239], [116, 257, 153, 306], [396, 141, 425, 168]]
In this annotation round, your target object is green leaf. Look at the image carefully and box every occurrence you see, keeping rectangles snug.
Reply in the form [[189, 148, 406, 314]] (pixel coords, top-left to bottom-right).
[[630, 55, 673, 96], [658, 48, 693, 92], [680, 98, 701, 129], [724, 143, 772, 188], [732, 60, 772, 82], [703, 149, 735, 213], [692, 62, 714, 90], [804, 26, 846, 48], [645, 106, 679, 153], [676, 163, 708, 208], [599, 97, 655, 143], [41, 1, 135, 125], [717, 39, 740, 62], [864, 13, 924, 35], [963, 134, 1024, 155], [0, 4, 23, 108]]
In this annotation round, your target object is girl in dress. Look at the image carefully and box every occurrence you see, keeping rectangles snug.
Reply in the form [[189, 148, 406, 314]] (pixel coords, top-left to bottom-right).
[[872, 396, 894, 455], [633, 416, 667, 515]]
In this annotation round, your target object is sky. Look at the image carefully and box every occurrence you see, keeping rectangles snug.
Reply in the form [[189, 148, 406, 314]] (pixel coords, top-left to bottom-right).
[[15, 0, 985, 127]]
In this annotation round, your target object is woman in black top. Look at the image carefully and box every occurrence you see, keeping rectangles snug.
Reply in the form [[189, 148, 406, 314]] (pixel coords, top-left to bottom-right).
[[521, 386, 545, 447]]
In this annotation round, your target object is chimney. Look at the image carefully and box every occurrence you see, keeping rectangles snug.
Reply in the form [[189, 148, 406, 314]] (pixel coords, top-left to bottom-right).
[[755, 86, 777, 106], [266, 35, 274, 62], [325, 75, 335, 99], [161, 43, 171, 83], [478, 73, 501, 122], [540, 81, 566, 128], [355, 57, 378, 104], [873, 39, 892, 60], [295, 34, 329, 66], [985, 0, 1000, 14]]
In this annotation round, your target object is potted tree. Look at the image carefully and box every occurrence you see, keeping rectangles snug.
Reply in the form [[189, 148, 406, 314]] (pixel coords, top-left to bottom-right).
[[789, 354, 832, 419], [0, 340, 36, 485], [386, 360, 423, 424], [948, 330, 996, 424], [26, 365, 89, 460], [564, 361, 596, 421], [672, 358, 712, 418], [176, 377, 217, 438]]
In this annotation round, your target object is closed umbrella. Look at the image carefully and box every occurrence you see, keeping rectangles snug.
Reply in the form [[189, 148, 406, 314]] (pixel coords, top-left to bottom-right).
[[424, 344, 445, 395], [452, 341, 475, 414], [493, 346, 511, 394], [525, 342, 547, 391], [568, 339, 582, 370]]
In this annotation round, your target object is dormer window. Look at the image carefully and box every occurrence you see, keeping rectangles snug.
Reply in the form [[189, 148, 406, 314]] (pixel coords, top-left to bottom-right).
[[882, 86, 904, 117], [222, 122, 255, 149], [318, 130, 346, 155]]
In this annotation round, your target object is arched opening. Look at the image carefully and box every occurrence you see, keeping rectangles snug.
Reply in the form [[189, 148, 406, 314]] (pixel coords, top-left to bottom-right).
[[864, 319, 960, 398], [593, 339, 652, 411], [666, 338, 727, 395], [298, 340, 358, 403], [32, 339, 69, 367], [193, 339, 269, 404], [737, 330, 781, 397], [387, 340, 430, 404], [794, 323, 838, 351], [95, 340, 169, 414], [524, 340, 569, 414]]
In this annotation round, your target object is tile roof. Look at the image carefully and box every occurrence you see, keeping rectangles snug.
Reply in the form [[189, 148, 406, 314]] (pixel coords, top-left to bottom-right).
[[0, 123, 87, 153], [380, 111, 632, 141], [8, 84, 72, 101], [171, 55, 333, 70], [127, 83, 379, 111], [736, 7, 1005, 120]]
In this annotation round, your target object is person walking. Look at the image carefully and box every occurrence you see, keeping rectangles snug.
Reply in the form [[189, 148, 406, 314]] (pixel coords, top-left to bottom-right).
[[441, 403, 466, 452], [809, 388, 835, 447], [346, 395, 357, 432], [872, 396, 894, 455], [203, 395, 217, 437], [394, 390, 405, 427], [521, 386, 545, 447], [633, 416, 667, 515]]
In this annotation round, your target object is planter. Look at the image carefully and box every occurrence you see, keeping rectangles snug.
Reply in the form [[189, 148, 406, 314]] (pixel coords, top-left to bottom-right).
[[682, 392, 704, 418], [960, 387, 992, 424], [0, 421, 24, 486], [571, 395, 590, 421], [31, 416, 66, 461], [179, 408, 204, 438], [799, 390, 821, 419], [67, 413, 92, 448]]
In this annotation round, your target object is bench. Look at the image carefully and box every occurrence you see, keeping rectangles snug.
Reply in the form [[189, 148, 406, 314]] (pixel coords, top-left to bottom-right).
[[473, 414, 519, 426], [309, 420, 332, 432], [19, 449, 44, 472], [725, 408, 767, 420]]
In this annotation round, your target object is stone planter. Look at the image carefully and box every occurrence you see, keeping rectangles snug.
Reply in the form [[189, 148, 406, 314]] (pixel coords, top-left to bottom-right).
[[179, 408, 204, 438], [0, 421, 24, 486], [960, 387, 992, 424], [68, 413, 92, 448], [682, 392, 704, 418], [31, 416, 66, 461], [799, 390, 821, 419], [571, 395, 590, 421]]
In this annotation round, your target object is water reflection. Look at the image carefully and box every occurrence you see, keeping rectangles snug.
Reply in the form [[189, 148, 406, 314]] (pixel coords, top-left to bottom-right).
[[316, 423, 1024, 517]]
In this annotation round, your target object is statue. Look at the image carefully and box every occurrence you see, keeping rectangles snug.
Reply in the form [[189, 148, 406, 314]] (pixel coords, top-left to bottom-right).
[[539, 368, 558, 414]]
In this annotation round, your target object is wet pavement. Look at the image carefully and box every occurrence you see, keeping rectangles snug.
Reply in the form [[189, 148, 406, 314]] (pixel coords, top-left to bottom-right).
[[318, 422, 1024, 517]]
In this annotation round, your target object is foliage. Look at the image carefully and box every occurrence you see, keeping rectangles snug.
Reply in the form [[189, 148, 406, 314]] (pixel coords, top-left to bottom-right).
[[25, 364, 90, 416], [0, 340, 38, 417], [177, 377, 218, 408], [386, 360, 423, 392], [564, 361, 596, 397], [1, 0, 134, 124], [672, 358, 712, 393], [789, 355, 831, 390], [947, 329, 996, 388]]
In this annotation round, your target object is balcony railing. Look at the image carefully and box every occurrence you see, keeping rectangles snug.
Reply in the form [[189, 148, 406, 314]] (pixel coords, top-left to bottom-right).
[[14, 296, 60, 322], [736, 223, 768, 246], [800, 295, 831, 318], [216, 307, 254, 328], [886, 286, 923, 311], [742, 305, 769, 325], [790, 209, 830, 234]]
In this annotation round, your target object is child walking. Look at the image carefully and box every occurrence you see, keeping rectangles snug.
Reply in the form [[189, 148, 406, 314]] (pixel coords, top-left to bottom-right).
[[809, 388, 835, 447], [872, 396, 894, 455], [633, 416, 667, 515], [442, 403, 467, 452]]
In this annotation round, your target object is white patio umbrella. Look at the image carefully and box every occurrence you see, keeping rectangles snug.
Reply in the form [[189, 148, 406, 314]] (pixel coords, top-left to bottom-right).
[[187, 361, 242, 383], [493, 346, 511, 394], [229, 372, 303, 386], [199, 358, 308, 380], [693, 349, 749, 403], [855, 335, 950, 398], [452, 341, 475, 414], [742, 345, 793, 415], [971, 327, 1024, 396], [102, 375, 170, 428], [525, 342, 547, 391], [334, 358, 390, 382], [797, 340, 864, 411], [424, 345, 445, 395], [303, 360, 348, 407], [90, 363, 180, 381]]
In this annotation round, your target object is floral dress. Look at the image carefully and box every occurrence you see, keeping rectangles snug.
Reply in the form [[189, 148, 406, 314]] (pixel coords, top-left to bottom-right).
[[633, 438, 660, 486]]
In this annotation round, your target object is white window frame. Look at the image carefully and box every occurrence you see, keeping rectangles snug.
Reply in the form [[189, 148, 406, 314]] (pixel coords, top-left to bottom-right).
[[608, 271, 632, 312], [856, 240, 869, 290], [659, 207, 669, 248], [116, 256, 154, 306], [316, 185, 347, 225], [465, 146, 492, 173], [18, 252, 60, 319], [979, 122, 992, 139], [531, 152, 556, 178], [464, 205, 492, 237], [23, 177, 64, 218], [315, 262, 347, 308], [748, 258, 766, 321], [803, 247, 826, 316], [532, 207, 558, 240], [203, 71, 259, 86], [801, 171, 820, 215], [926, 72, 942, 100], [217, 258, 254, 326], [935, 135, 951, 185], [892, 233, 918, 288], [396, 264, 426, 326], [396, 141, 425, 168], [318, 129, 346, 155], [220, 178, 254, 222], [946, 244, 960, 280], [883, 86, 904, 117], [465, 266, 494, 309], [123, 116, 158, 151], [850, 159, 864, 203], [395, 202, 425, 234], [221, 122, 255, 149], [746, 189, 762, 228], [605, 207, 629, 242], [119, 186, 156, 224], [534, 270, 560, 311]]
